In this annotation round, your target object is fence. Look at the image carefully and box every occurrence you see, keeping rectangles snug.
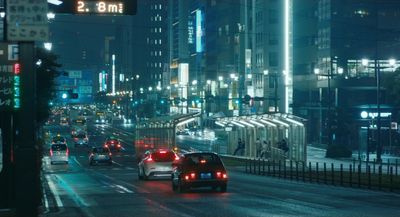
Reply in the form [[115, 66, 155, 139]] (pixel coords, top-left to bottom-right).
[[225, 157, 400, 192]]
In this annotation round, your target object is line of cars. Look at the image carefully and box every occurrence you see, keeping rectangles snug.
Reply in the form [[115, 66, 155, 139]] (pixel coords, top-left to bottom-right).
[[49, 132, 123, 166], [137, 148, 228, 193]]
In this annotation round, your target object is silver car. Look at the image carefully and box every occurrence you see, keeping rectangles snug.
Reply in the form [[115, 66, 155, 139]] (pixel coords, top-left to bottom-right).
[[50, 143, 69, 164], [89, 147, 112, 165], [138, 149, 180, 180]]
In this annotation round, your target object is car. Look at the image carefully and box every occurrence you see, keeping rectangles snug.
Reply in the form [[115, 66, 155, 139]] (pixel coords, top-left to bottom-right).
[[138, 149, 180, 180], [104, 137, 122, 151], [171, 152, 228, 193], [73, 132, 89, 147], [51, 135, 66, 145], [50, 143, 69, 165], [89, 146, 112, 165]]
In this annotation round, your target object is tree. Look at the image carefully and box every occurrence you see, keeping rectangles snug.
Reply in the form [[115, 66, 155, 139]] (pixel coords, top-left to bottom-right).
[[36, 48, 61, 125]]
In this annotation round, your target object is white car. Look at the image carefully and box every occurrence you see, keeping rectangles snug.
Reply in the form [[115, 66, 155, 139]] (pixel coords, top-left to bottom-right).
[[89, 147, 112, 165], [50, 143, 69, 164], [138, 149, 180, 180]]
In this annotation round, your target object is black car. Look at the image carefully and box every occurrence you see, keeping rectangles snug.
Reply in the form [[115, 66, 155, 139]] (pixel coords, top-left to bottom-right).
[[171, 152, 228, 193]]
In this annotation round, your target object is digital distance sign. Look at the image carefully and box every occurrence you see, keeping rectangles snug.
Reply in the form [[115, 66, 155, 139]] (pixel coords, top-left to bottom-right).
[[49, 0, 137, 15]]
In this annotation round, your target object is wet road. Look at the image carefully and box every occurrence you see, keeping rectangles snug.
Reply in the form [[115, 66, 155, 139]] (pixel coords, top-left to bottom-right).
[[40, 122, 400, 217]]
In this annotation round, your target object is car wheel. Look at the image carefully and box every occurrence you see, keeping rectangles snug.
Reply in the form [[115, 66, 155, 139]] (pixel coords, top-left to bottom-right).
[[50, 161, 54, 165], [89, 160, 93, 166], [143, 170, 149, 181], [65, 161, 69, 164], [220, 185, 227, 193], [138, 168, 143, 180]]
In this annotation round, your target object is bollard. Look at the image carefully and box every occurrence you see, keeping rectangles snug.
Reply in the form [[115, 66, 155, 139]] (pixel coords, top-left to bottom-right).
[[302, 162, 305, 182], [262, 159, 265, 176], [349, 164, 353, 187], [331, 163, 334, 185], [358, 164, 361, 188], [309, 162, 312, 183], [387, 159, 390, 175], [284, 160, 287, 179], [258, 158, 261, 175], [324, 162, 327, 184], [378, 165, 382, 190], [390, 167, 393, 192], [273, 160, 276, 177], [296, 161, 299, 181], [253, 158, 257, 174], [290, 160, 293, 180], [279, 160, 282, 178], [340, 164, 343, 186], [368, 165, 371, 189], [316, 162, 319, 183], [373, 159, 376, 174], [249, 158, 252, 174]]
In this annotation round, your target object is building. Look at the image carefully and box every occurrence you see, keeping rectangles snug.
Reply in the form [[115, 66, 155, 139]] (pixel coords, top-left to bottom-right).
[[293, 0, 400, 154]]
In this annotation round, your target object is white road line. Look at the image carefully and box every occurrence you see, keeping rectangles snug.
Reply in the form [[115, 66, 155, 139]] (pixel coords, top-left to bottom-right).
[[43, 186, 49, 210], [115, 184, 134, 193], [72, 156, 83, 168], [46, 175, 63, 208], [112, 161, 123, 166]]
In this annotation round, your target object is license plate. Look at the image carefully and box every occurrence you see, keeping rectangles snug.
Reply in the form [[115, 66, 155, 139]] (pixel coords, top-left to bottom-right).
[[200, 173, 211, 179]]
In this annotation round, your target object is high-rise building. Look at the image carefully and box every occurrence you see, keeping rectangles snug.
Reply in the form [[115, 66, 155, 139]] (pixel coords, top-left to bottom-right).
[[293, 0, 400, 151]]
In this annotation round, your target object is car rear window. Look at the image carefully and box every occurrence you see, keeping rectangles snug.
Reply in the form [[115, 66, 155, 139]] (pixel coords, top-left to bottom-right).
[[184, 154, 222, 166], [107, 139, 118, 143], [51, 144, 67, 151], [93, 147, 109, 153], [52, 137, 65, 143], [151, 151, 175, 162], [77, 134, 86, 138]]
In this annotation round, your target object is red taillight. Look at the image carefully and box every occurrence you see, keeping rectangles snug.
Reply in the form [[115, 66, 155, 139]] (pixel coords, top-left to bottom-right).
[[174, 154, 180, 161], [159, 150, 166, 154], [184, 172, 196, 181], [146, 156, 153, 162], [117, 144, 121, 147], [104, 144, 108, 148], [216, 171, 227, 179], [66, 148, 69, 156], [109, 152, 112, 156], [50, 149, 53, 156], [190, 173, 196, 179], [184, 175, 190, 180], [200, 159, 206, 164]]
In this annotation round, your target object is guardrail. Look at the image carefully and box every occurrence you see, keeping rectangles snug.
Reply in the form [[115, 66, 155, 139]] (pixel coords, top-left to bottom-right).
[[220, 155, 400, 193]]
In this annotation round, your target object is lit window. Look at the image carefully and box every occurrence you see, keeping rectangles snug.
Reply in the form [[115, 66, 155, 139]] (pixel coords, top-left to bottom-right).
[[159, 28, 162, 33], [159, 39, 162, 44], [159, 4, 162, 10], [159, 51, 162, 56]]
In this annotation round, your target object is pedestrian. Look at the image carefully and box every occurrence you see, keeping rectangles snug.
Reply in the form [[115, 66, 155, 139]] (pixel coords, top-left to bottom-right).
[[280, 139, 289, 153], [233, 138, 245, 155], [255, 138, 261, 157], [260, 140, 270, 159]]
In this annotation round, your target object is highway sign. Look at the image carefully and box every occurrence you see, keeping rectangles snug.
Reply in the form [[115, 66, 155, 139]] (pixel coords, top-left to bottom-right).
[[49, 0, 137, 15]]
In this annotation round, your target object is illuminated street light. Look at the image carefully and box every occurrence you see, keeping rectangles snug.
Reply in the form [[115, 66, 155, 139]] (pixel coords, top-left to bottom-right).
[[192, 80, 198, 85], [218, 76, 223, 81], [362, 58, 369, 66], [44, 42, 52, 51], [263, 70, 269, 75], [47, 12, 56, 19], [314, 68, 320, 75], [230, 73, 235, 79], [338, 67, 344, 74], [207, 80, 211, 85], [389, 58, 396, 66]]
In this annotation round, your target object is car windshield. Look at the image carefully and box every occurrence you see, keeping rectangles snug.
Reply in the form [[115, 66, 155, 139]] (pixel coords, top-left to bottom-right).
[[52, 137, 65, 143], [51, 144, 67, 151], [93, 147, 109, 154], [184, 153, 222, 166], [151, 151, 175, 162]]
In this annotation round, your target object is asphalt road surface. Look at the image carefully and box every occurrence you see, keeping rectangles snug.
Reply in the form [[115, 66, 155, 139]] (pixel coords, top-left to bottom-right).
[[40, 122, 400, 217]]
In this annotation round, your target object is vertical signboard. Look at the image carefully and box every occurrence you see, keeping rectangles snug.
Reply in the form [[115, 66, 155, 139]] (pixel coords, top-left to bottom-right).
[[0, 43, 19, 111], [7, 0, 49, 41]]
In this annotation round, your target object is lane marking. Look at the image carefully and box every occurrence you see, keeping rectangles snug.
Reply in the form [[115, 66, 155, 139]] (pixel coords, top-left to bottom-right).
[[46, 175, 63, 208], [111, 160, 123, 167], [72, 156, 83, 168], [115, 184, 134, 193]]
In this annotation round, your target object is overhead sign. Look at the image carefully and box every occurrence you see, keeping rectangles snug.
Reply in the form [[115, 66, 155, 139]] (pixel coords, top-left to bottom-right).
[[0, 43, 20, 111], [7, 0, 49, 41], [49, 0, 137, 15]]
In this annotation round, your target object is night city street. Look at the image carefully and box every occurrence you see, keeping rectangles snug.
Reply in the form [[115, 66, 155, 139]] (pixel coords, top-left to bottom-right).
[[1, 0, 400, 217]]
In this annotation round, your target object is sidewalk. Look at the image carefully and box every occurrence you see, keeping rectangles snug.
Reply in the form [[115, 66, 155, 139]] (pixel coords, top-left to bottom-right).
[[0, 209, 14, 217]]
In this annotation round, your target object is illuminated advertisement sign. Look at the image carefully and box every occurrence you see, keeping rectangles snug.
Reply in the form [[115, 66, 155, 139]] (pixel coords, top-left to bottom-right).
[[0, 43, 19, 111], [196, 10, 204, 53]]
